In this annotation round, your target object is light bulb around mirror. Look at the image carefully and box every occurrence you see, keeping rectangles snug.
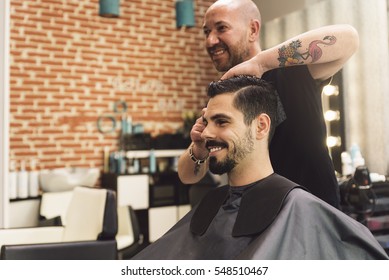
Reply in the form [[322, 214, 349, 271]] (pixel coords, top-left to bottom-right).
[[322, 85, 339, 96], [326, 136, 341, 148], [324, 110, 340, 121]]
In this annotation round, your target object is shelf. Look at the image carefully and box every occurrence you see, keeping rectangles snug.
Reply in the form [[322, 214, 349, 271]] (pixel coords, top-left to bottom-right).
[[126, 149, 186, 159]]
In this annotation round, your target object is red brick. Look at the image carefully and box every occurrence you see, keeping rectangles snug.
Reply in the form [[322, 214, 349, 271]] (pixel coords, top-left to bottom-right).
[[9, 0, 218, 171]]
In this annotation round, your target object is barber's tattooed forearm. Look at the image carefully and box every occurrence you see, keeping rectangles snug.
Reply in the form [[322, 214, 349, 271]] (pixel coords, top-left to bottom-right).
[[277, 35, 337, 67]]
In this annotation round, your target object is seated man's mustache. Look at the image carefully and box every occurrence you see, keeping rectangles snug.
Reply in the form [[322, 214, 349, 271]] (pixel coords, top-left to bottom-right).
[[206, 140, 228, 150]]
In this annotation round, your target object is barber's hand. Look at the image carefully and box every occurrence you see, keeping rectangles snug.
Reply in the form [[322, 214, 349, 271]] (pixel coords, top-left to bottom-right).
[[221, 57, 265, 80]]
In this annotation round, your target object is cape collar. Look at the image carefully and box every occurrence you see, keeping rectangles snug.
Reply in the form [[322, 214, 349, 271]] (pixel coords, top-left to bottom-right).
[[190, 173, 304, 237]]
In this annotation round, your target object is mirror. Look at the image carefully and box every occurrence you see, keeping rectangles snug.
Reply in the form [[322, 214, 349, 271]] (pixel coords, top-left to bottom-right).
[[260, 0, 389, 175]]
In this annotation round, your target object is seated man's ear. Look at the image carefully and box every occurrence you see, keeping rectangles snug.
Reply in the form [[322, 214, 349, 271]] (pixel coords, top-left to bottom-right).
[[255, 114, 271, 140]]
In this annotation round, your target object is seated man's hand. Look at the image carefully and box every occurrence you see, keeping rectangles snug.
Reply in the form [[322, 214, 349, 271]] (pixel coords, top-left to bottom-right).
[[190, 108, 208, 158]]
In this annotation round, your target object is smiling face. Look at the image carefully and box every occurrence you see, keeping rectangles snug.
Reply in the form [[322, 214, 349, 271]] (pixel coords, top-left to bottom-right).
[[201, 93, 255, 175], [203, 76, 276, 185], [202, 3, 252, 72]]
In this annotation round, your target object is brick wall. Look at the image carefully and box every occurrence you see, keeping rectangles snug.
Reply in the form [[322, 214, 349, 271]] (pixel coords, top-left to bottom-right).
[[9, 0, 218, 171]]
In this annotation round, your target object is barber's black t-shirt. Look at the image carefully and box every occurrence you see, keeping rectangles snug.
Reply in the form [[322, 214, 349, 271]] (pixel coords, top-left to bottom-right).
[[262, 65, 340, 208]]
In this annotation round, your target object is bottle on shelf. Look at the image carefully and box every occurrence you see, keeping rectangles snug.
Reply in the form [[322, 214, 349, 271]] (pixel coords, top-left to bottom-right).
[[341, 151, 353, 177], [9, 160, 17, 199], [17, 160, 28, 199], [149, 149, 156, 174], [28, 159, 40, 197]]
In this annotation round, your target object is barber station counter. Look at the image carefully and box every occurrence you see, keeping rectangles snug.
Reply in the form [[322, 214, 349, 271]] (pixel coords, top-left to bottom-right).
[[340, 179, 389, 253]]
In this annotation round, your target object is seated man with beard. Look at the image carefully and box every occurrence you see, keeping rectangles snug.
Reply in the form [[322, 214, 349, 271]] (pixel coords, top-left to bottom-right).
[[132, 76, 388, 260]]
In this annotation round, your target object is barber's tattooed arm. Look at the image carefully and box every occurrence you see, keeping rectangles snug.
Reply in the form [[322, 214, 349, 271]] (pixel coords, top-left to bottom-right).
[[277, 36, 337, 67], [221, 24, 357, 89]]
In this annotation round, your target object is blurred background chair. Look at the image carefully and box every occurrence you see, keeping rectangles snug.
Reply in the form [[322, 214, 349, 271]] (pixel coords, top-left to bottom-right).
[[38, 189, 144, 259], [116, 205, 144, 259], [0, 186, 118, 260], [38, 190, 73, 226]]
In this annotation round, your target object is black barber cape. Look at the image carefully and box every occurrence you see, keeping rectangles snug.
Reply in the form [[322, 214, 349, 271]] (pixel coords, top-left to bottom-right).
[[132, 173, 388, 260]]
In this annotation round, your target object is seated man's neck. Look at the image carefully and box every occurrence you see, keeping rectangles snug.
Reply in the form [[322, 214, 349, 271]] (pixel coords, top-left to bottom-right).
[[227, 158, 274, 187]]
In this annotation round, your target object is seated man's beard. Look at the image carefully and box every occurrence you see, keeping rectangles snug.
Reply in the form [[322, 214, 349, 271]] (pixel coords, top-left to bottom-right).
[[208, 129, 254, 175], [209, 156, 236, 175]]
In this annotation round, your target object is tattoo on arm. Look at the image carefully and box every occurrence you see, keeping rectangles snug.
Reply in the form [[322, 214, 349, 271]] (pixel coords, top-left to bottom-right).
[[277, 35, 337, 67]]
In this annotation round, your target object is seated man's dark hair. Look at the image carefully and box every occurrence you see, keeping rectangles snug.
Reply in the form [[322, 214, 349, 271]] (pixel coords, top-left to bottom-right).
[[207, 75, 278, 142]]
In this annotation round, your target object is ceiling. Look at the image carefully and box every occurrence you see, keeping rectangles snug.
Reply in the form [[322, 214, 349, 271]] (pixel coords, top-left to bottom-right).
[[254, 0, 322, 22]]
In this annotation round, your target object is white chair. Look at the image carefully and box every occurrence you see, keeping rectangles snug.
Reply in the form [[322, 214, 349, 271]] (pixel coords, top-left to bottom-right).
[[116, 205, 143, 259], [0, 186, 118, 259], [38, 190, 73, 226], [39, 189, 141, 255], [38, 189, 143, 258]]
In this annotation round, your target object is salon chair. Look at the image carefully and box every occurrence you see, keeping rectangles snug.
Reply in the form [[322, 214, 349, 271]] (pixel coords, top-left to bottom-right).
[[116, 205, 144, 259], [38, 190, 74, 226], [39, 190, 144, 259], [0, 186, 118, 260]]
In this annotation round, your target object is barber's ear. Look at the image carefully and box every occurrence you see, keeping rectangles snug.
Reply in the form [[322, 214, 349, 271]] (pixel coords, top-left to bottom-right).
[[255, 114, 270, 140], [249, 19, 261, 42]]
